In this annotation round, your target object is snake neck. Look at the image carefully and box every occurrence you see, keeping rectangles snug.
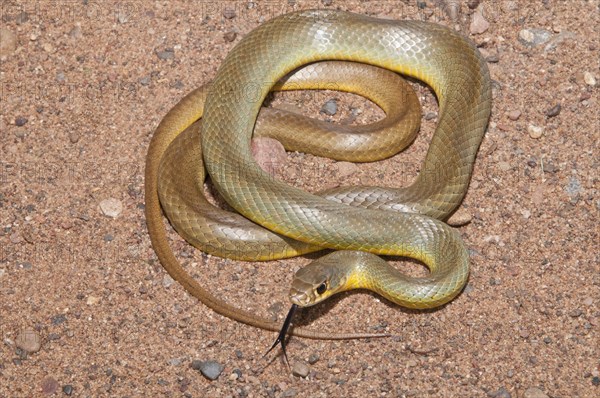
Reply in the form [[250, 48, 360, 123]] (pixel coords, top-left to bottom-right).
[[338, 250, 467, 310]]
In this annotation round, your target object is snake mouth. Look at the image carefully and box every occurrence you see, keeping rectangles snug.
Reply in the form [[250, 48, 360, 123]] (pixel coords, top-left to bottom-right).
[[289, 289, 311, 307]]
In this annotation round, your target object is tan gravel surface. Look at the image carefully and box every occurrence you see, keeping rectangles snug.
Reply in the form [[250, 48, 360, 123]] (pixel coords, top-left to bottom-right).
[[1, 1, 598, 397]]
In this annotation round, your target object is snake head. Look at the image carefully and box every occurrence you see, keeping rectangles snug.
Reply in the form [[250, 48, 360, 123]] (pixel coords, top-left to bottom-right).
[[289, 253, 350, 307]]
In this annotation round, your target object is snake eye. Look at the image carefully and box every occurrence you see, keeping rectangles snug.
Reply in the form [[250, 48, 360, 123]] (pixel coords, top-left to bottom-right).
[[316, 282, 327, 295]]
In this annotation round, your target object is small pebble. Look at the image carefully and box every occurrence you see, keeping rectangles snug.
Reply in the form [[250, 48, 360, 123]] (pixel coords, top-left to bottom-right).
[[527, 124, 543, 139], [68, 131, 80, 144], [583, 297, 593, 306], [543, 161, 558, 173], [565, 176, 581, 197], [489, 277, 501, 286], [424, 112, 437, 120], [15, 328, 41, 353], [519, 28, 552, 47], [15, 11, 29, 24], [292, 361, 309, 378], [488, 386, 511, 398], [507, 110, 521, 121], [447, 208, 472, 226], [467, 0, 484, 8], [320, 98, 338, 116], [336, 161, 358, 178], [99, 198, 123, 218], [281, 388, 297, 397], [168, 357, 183, 366], [86, 295, 100, 305], [485, 53, 499, 63], [41, 377, 59, 395], [42, 42, 54, 53], [569, 309, 583, 318], [523, 387, 549, 398], [497, 161, 511, 172], [69, 24, 82, 39], [545, 104, 561, 117], [224, 31, 237, 42], [580, 91, 591, 101], [15, 116, 28, 126], [0, 28, 18, 57], [47, 333, 60, 341], [583, 71, 596, 86], [445, 1, 460, 21], [156, 49, 174, 60], [51, 314, 67, 325], [251, 137, 286, 176], [223, 8, 236, 19], [191, 360, 223, 380], [62, 385, 74, 396], [116, 9, 130, 24], [592, 376, 600, 386], [470, 7, 489, 35], [162, 274, 174, 288], [307, 353, 320, 364]]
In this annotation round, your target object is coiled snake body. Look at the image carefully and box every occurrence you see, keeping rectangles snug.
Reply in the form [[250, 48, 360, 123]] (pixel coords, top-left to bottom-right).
[[145, 10, 491, 339]]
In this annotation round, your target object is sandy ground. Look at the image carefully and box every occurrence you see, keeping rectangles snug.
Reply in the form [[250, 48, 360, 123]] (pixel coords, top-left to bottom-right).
[[1, 1, 598, 397]]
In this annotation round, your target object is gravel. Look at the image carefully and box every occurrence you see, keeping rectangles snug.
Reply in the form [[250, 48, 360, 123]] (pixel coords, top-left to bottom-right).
[[470, 7, 489, 34], [545, 103, 561, 117], [156, 48, 174, 60], [527, 124, 544, 139], [488, 387, 511, 398], [1, 2, 597, 397], [523, 387, 549, 398], [292, 361, 310, 378], [41, 377, 59, 395], [518, 28, 552, 46], [99, 198, 123, 218], [15, 328, 41, 353], [15, 116, 28, 126], [307, 353, 320, 364], [320, 98, 338, 116], [191, 360, 224, 380]]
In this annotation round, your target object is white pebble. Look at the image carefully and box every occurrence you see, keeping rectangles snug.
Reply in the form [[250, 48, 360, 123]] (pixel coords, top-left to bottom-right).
[[527, 124, 544, 139], [584, 71, 596, 86], [99, 198, 123, 218]]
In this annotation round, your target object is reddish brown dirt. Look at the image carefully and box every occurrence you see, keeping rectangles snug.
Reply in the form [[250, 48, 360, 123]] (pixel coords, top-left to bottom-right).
[[1, 1, 598, 397]]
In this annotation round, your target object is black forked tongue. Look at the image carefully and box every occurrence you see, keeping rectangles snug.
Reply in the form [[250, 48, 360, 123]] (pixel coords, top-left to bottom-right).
[[263, 304, 298, 367]]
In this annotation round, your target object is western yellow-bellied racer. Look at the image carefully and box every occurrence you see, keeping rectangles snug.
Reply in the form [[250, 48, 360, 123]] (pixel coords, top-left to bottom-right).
[[145, 10, 491, 339]]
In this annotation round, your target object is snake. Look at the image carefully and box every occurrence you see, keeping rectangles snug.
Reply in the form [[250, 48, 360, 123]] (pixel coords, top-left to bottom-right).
[[145, 10, 491, 340]]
